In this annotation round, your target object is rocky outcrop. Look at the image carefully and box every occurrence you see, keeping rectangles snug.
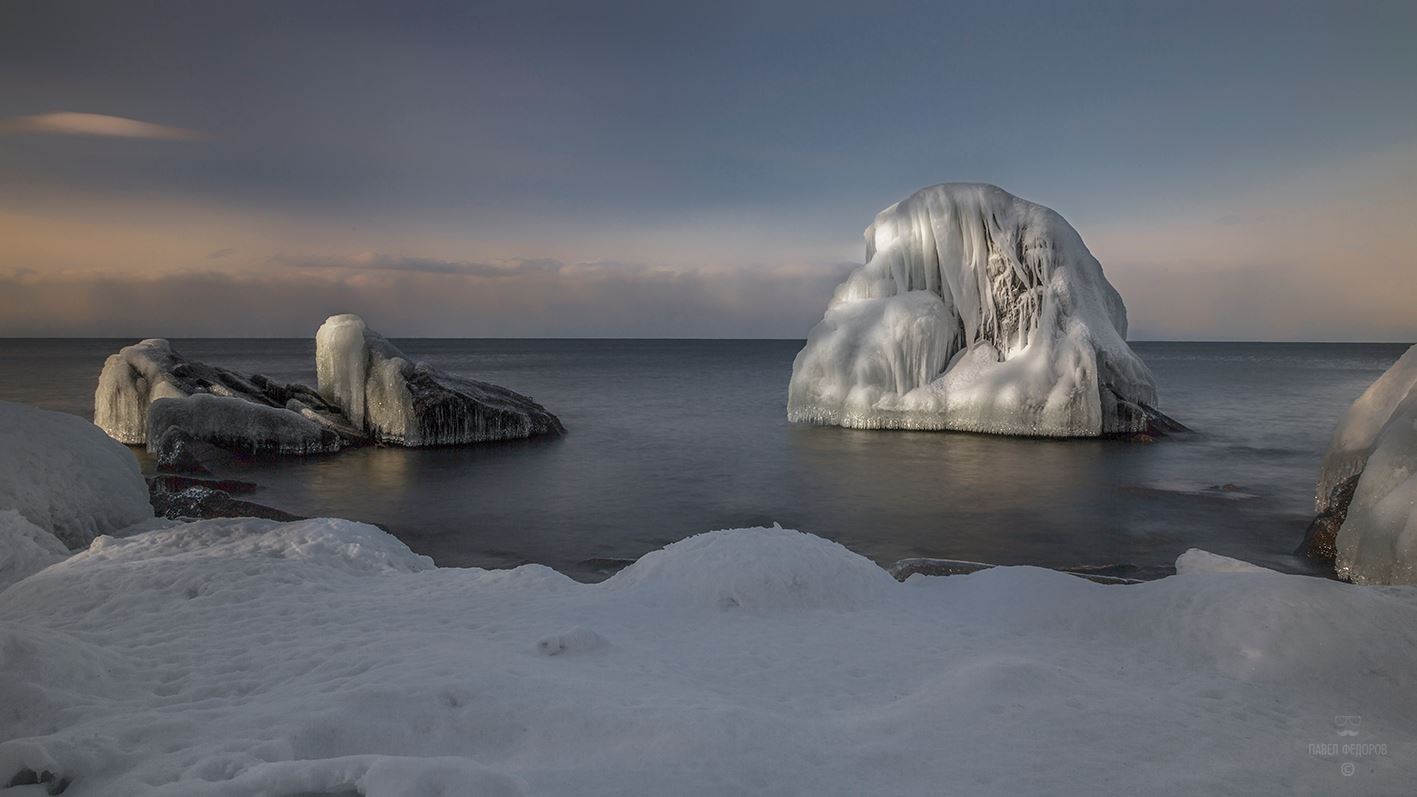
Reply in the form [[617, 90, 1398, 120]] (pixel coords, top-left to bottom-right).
[[316, 314, 564, 446]]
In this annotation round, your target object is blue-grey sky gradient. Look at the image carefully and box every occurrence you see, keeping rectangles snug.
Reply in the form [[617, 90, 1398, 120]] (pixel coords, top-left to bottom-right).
[[1, 0, 1414, 338]]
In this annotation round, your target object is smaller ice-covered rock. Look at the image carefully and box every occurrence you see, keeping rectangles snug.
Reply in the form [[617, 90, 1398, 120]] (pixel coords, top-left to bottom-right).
[[94, 338, 361, 449], [316, 314, 564, 446], [147, 394, 342, 458], [0, 399, 153, 548]]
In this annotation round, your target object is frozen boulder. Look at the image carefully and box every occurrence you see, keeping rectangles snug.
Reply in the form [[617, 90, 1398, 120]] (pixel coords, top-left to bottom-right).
[[0, 400, 153, 548], [94, 338, 361, 460], [788, 184, 1169, 437], [315, 314, 564, 446], [1320, 346, 1417, 584]]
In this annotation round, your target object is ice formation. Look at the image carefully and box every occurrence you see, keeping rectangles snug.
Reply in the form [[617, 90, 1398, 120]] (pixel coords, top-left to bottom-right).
[[0, 399, 152, 549], [147, 394, 342, 457], [788, 183, 1165, 436], [316, 314, 565, 446], [2, 519, 1415, 795], [93, 320, 561, 457], [1316, 345, 1417, 584], [93, 338, 356, 455], [1315, 344, 1417, 511], [0, 509, 68, 591]]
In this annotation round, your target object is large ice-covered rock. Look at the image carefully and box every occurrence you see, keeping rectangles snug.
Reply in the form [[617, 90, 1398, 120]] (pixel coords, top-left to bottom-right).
[[1315, 345, 1417, 584], [148, 394, 342, 457], [788, 183, 1164, 437], [0, 400, 153, 549], [316, 314, 564, 446]]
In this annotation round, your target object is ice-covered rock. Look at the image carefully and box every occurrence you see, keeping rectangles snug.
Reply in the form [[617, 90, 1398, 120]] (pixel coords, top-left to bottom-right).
[[316, 314, 565, 446], [1315, 344, 1417, 511], [147, 394, 341, 457], [0, 399, 153, 548], [94, 338, 359, 453], [788, 183, 1167, 437], [1303, 345, 1417, 583]]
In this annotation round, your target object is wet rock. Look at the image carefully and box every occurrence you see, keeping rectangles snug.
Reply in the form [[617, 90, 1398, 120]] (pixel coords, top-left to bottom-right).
[[1301, 473, 1361, 562]]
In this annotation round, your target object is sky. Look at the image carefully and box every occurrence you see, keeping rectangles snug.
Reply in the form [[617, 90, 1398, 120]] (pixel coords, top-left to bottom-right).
[[1, 0, 1414, 340]]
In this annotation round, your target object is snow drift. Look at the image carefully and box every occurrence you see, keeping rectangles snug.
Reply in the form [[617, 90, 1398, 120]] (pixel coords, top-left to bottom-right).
[[788, 183, 1164, 436], [2, 518, 1414, 795], [316, 314, 564, 446], [1315, 345, 1417, 584], [0, 399, 151, 550]]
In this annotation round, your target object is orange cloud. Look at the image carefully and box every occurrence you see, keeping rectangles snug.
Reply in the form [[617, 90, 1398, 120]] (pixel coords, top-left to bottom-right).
[[0, 112, 206, 141]]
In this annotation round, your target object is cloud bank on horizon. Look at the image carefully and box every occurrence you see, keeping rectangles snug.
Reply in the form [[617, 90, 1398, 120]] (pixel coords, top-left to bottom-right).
[[1, 1, 1414, 339]]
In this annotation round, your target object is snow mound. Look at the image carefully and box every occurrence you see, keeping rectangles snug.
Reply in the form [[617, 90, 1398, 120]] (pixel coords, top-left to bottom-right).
[[0, 400, 152, 548], [788, 183, 1162, 436], [606, 525, 895, 610], [0, 509, 68, 591], [4, 518, 1416, 795], [1174, 548, 1275, 575], [316, 314, 564, 446]]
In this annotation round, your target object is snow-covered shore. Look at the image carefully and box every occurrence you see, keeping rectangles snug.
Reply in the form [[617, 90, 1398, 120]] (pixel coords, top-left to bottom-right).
[[3, 517, 1415, 795]]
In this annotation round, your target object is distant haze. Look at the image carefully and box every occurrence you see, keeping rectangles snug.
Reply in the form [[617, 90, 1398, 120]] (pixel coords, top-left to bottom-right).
[[2, 1, 1414, 340]]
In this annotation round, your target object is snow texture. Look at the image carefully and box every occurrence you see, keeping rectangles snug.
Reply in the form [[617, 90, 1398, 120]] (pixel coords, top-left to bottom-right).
[[316, 314, 564, 446], [0, 509, 68, 591], [1316, 344, 1417, 511], [788, 184, 1159, 436], [2, 519, 1414, 795], [0, 400, 152, 549]]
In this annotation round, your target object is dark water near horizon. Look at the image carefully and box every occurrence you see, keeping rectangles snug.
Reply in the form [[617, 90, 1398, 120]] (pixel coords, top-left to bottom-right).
[[0, 338, 1408, 580]]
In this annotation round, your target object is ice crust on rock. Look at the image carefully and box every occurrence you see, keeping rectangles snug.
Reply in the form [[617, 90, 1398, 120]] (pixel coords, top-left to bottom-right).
[[147, 394, 342, 457], [316, 313, 564, 446], [788, 183, 1162, 437], [0, 400, 152, 549], [93, 338, 355, 454], [3, 519, 1416, 795], [1316, 344, 1417, 511], [1321, 347, 1417, 584]]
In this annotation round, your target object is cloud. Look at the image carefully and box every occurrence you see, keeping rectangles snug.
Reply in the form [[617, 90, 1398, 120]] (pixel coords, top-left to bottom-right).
[[207, 247, 237, 259], [0, 112, 206, 140], [0, 261, 856, 338], [272, 252, 580, 278]]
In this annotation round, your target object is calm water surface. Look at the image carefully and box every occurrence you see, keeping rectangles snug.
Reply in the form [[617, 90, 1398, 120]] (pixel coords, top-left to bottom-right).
[[0, 338, 1407, 579]]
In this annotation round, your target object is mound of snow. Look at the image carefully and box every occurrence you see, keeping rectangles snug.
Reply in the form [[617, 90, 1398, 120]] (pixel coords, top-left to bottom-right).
[[605, 525, 895, 610], [2, 518, 1415, 795], [788, 184, 1164, 436], [0, 509, 68, 591], [0, 400, 152, 548], [316, 314, 564, 446]]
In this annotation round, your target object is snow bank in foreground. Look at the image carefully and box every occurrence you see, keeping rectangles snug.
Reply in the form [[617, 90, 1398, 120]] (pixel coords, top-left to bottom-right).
[[0, 400, 151, 549], [2, 520, 1413, 795], [788, 184, 1161, 436], [0, 509, 68, 591]]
